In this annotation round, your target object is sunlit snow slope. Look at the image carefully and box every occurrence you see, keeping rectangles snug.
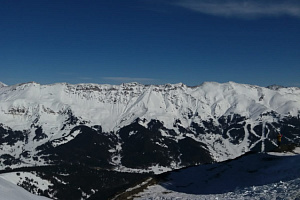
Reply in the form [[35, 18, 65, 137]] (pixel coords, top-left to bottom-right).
[[0, 176, 50, 200]]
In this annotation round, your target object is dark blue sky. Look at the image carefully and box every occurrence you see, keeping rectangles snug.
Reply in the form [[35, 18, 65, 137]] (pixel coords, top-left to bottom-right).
[[1, 0, 300, 86]]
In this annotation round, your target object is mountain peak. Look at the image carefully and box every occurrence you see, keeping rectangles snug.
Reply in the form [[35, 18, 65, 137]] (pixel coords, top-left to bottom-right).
[[0, 81, 7, 87]]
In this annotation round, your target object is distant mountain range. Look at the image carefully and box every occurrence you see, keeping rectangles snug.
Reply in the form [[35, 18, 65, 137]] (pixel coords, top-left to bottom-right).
[[0, 81, 300, 199]]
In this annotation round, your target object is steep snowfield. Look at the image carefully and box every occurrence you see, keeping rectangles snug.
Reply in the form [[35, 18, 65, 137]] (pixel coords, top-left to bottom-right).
[[0, 176, 50, 200], [134, 148, 300, 200]]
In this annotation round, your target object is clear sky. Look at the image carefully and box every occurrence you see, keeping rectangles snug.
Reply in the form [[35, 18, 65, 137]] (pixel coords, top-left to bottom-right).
[[1, 0, 300, 87]]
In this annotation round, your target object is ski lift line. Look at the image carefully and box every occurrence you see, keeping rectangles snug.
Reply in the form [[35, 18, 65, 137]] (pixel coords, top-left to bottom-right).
[[261, 122, 266, 152]]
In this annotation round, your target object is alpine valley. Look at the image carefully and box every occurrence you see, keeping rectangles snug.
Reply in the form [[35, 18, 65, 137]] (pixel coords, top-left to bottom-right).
[[0, 81, 300, 199]]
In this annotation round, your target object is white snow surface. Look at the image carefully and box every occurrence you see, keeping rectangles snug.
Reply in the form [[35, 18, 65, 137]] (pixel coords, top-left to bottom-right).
[[134, 148, 300, 200], [0, 176, 50, 200], [0, 81, 300, 169]]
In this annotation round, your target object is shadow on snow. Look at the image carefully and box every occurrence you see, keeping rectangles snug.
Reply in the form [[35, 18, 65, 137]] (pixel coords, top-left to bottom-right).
[[158, 151, 300, 195]]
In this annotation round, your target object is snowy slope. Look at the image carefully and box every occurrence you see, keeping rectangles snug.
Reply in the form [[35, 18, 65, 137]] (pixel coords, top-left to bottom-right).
[[0, 172, 53, 195], [0, 81, 300, 171], [0, 176, 50, 200], [134, 148, 300, 200]]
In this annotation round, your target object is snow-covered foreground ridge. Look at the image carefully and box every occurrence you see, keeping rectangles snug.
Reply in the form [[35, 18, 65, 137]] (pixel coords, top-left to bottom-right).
[[0, 81, 300, 172], [134, 147, 300, 200]]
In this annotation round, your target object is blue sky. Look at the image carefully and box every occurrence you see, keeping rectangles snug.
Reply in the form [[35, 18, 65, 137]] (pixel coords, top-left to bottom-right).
[[1, 0, 300, 87]]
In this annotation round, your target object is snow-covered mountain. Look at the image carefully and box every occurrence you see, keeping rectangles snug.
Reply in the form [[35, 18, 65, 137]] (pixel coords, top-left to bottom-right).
[[1, 81, 300, 199], [0, 81, 300, 172], [1, 81, 299, 131]]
